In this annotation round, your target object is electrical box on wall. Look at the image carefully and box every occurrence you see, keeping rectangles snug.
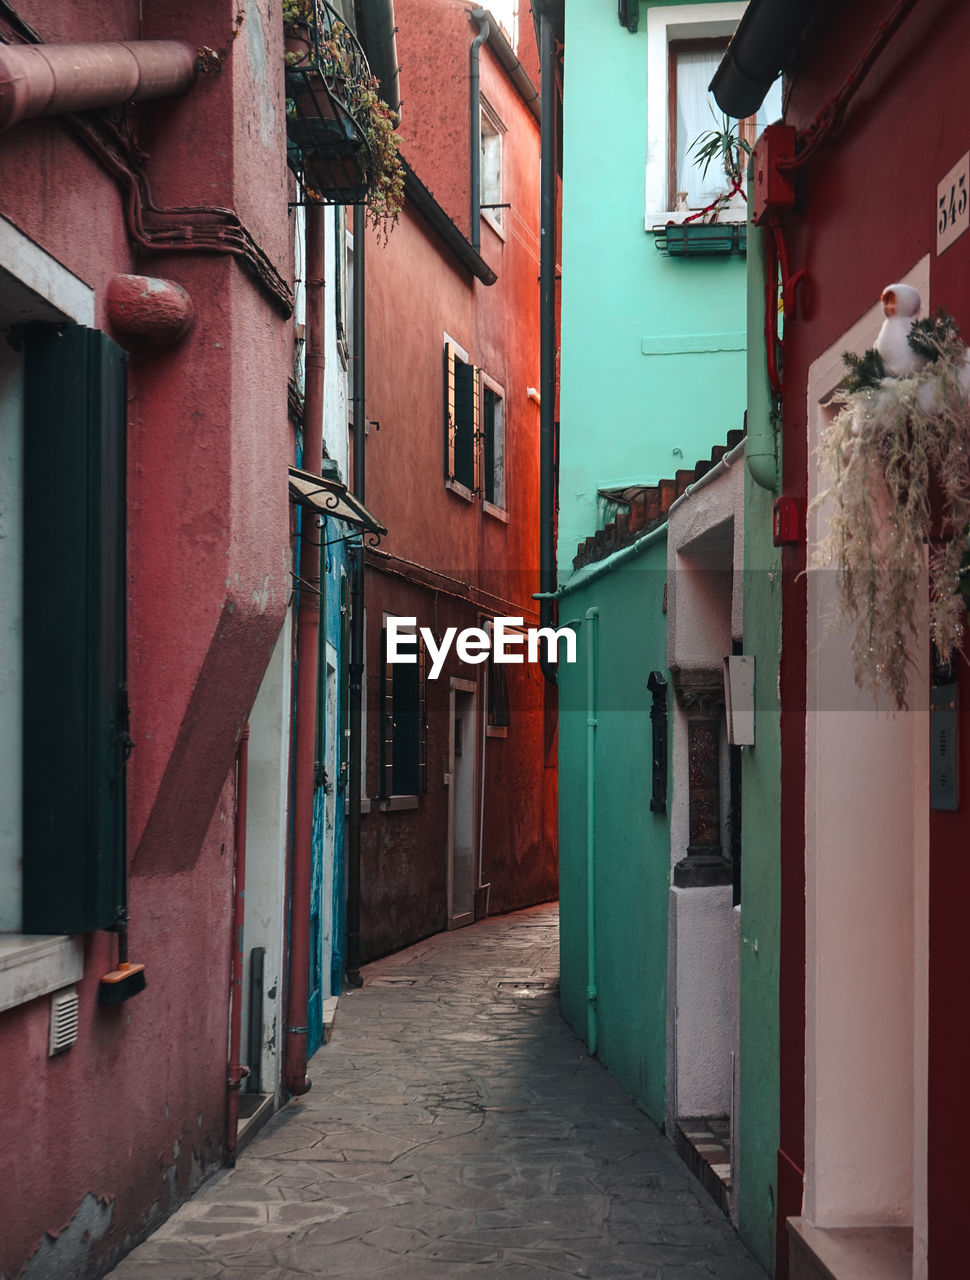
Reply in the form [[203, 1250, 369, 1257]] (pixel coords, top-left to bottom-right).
[[752, 125, 797, 225], [773, 495, 801, 545]]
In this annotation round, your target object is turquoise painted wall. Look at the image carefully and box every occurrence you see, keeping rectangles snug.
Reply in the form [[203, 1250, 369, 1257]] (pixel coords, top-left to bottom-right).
[[558, 0, 748, 565], [736, 464, 781, 1272], [557, 536, 670, 1128]]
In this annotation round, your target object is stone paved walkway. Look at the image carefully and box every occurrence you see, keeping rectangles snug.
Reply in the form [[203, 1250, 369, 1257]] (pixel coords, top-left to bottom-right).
[[110, 903, 767, 1279]]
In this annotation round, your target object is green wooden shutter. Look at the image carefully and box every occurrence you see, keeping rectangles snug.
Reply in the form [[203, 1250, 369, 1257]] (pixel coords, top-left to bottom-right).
[[22, 325, 128, 935], [453, 359, 477, 490]]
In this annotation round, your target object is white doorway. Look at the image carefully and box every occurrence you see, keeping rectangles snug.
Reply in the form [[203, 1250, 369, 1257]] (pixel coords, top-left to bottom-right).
[[447, 678, 478, 928]]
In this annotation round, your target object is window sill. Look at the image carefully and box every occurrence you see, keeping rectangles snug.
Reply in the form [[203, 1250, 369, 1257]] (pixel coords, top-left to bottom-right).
[[344, 796, 371, 815], [378, 795, 419, 812], [486, 725, 508, 739], [445, 478, 475, 502], [0, 934, 84, 1015], [482, 500, 509, 524], [645, 209, 747, 230]]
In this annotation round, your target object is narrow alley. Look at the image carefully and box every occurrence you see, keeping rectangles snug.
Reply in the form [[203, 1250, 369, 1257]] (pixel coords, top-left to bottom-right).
[[109, 905, 766, 1280]]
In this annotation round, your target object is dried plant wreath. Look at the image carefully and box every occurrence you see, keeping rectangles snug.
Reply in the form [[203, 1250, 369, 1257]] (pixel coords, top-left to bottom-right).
[[814, 309, 970, 709]]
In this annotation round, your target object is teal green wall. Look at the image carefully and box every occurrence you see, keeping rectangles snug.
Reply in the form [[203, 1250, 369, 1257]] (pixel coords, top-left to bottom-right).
[[558, 0, 748, 564], [557, 538, 669, 1127], [736, 467, 781, 1273]]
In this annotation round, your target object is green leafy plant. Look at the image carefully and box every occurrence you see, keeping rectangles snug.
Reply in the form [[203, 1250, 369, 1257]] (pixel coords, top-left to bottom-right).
[[814, 313, 970, 707], [689, 109, 751, 193], [839, 347, 886, 394]]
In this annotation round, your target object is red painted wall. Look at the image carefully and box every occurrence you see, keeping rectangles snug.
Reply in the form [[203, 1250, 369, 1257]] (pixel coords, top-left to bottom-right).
[[773, 1, 970, 1273], [359, 0, 556, 959], [0, 1, 292, 1274]]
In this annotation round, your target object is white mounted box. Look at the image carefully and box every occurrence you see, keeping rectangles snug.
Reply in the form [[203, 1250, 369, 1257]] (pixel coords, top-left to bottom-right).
[[723, 655, 755, 746]]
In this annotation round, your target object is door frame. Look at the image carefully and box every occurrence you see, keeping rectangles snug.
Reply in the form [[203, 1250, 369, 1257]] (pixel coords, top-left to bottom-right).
[[447, 676, 478, 929]]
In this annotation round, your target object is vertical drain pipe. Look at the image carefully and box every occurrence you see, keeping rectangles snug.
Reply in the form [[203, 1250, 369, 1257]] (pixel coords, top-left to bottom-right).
[[285, 203, 326, 1097], [226, 723, 250, 1164], [585, 607, 599, 1055], [470, 11, 490, 253], [346, 216, 366, 987], [539, 13, 558, 685], [746, 159, 779, 493]]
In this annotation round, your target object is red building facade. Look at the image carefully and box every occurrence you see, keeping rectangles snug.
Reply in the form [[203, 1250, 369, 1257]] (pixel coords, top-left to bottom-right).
[[358, 0, 557, 957], [717, 1, 970, 1274], [0, 1, 294, 1272]]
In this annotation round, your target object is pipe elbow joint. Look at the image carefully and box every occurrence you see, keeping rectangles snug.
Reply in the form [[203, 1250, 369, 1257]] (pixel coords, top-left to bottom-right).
[[746, 446, 778, 493], [286, 1073, 312, 1098]]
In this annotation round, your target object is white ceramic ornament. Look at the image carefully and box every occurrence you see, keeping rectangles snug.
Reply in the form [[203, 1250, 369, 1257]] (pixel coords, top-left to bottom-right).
[[874, 283, 925, 377]]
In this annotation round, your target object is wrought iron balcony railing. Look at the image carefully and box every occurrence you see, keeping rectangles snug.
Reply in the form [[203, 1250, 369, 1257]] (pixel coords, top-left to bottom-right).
[[284, 0, 374, 203]]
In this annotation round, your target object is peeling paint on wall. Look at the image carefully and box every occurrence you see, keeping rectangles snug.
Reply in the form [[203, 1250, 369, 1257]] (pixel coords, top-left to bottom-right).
[[21, 1194, 113, 1280]]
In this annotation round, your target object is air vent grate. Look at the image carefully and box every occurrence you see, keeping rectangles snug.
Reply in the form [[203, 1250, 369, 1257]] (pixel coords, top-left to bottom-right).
[[49, 987, 79, 1056]]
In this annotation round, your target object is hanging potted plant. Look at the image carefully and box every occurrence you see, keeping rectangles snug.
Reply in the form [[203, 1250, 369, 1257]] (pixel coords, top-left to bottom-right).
[[283, 0, 313, 65], [813, 292, 970, 708], [283, 0, 404, 237]]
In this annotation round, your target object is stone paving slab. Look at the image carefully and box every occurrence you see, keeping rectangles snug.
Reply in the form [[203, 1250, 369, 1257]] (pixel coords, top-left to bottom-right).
[[109, 903, 767, 1279]]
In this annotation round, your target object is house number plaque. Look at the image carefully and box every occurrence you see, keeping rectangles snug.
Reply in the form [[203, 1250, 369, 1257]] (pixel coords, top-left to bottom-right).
[[936, 152, 969, 256]]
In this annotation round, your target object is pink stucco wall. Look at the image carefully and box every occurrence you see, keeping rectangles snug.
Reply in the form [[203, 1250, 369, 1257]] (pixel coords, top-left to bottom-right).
[[0, 2, 292, 1274]]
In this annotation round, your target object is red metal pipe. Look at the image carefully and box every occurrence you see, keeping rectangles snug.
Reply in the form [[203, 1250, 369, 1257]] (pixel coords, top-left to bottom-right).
[[226, 722, 251, 1166], [284, 203, 326, 1098], [0, 39, 197, 132]]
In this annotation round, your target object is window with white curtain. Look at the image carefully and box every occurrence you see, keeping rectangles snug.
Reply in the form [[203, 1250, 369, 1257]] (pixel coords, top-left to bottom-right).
[[668, 38, 785, 211], [669, 39, 730, 209]]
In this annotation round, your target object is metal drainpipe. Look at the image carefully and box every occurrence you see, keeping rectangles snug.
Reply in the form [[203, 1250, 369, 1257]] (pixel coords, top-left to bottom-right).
[[346, 217, 366, 988], [226, 722, 251, 1164], [584, 607, 599, 1055], [470, 12, 490, 253], [0, 39, 197, 131], [539, 13, 558, 684], [285, 204, 326, 1097], [745, 161, 779, 492]]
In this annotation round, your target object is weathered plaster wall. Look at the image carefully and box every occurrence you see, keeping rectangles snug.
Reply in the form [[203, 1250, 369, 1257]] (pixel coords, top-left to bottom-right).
[[557, 0, 748, 562], [773, 0, 970, 1269], [0, 2, 293, 1274], [359, 0, 554, 960], [557, 539, 670, 1128], [735, 463, 781, 1272]]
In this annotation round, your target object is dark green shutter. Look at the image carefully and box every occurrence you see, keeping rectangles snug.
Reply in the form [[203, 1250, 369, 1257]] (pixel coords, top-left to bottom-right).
[[453, 359, 477, 490], [22, 325, 128, 935]]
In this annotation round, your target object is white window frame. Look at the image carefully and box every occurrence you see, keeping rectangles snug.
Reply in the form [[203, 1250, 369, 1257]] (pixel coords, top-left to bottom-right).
[[644, 3, 746, 227], [479, 370, 508, 519], [480, 96, 507, 240]]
